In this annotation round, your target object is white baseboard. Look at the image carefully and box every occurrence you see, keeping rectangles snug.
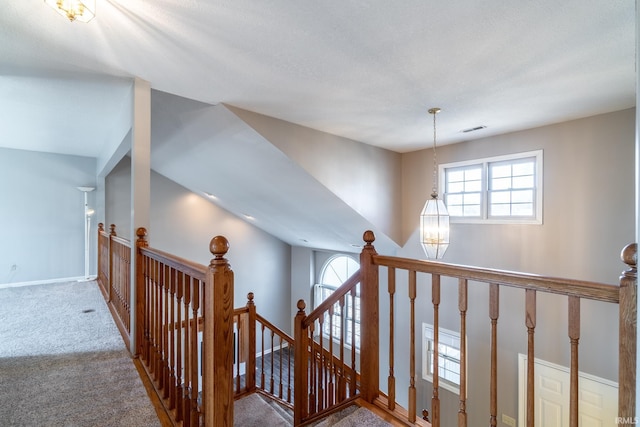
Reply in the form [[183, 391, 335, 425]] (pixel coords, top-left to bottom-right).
[[0, 276, 96, 289]]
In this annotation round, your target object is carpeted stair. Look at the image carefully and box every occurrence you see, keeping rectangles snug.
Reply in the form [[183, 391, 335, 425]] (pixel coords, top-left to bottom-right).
[[234, 393, 392, 427]]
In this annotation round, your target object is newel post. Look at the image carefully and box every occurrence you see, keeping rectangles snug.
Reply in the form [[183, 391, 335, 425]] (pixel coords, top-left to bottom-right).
[[294, 299, 309, 426], [246, 292, 257, 392], [618, 243, 637, 425], [360, 230, 380, 402], [203, 236, 234, 427], [134, 227, 148, 358]]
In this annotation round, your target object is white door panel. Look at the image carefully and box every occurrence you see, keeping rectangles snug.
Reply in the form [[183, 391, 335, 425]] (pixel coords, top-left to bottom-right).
[[518, 354, 617, 427]]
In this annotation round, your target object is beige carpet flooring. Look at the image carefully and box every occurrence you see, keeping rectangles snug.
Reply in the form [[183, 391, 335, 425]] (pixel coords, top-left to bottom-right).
[[0, 281, 160, 427]]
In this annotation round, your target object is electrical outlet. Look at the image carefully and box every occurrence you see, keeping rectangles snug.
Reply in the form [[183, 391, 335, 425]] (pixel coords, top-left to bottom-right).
[[502, 414, 516, 427]]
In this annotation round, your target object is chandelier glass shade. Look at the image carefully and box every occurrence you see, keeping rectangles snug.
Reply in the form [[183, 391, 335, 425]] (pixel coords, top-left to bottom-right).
[[44, 0, 96, 23]]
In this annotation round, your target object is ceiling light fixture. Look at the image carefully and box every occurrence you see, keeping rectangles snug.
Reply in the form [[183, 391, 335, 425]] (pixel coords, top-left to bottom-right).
[[420, 107, 450, 259], [44, 0, 96, 23]]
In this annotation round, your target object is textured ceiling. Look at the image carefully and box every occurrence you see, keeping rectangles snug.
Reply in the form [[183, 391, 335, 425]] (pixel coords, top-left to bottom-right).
[[0, 0, 635, 156]]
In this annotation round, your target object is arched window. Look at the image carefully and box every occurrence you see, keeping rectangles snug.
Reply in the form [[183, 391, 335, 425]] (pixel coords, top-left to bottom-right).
[[314, 255, 361, 349]]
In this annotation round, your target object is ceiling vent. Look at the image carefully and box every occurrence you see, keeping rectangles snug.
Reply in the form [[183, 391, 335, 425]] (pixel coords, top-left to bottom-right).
[[462, 125, 487, 133]]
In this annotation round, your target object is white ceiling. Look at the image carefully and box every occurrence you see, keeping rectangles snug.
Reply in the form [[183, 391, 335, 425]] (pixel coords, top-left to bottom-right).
[[0, 1, 636, 254], [0, 0, 635, 156]]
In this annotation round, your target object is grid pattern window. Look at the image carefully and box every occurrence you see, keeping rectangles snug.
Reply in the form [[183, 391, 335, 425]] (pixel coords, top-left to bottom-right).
[[422, 323, 462, 394], [314, 255, 361, 349], [441, 150, 543, 224]]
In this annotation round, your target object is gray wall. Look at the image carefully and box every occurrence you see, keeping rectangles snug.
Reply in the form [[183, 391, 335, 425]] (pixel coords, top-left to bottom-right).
[[397, 108, 635, 423], [0, 147, 97, 284], [229, 106, 403, 246], [105, 157, 293, 333]]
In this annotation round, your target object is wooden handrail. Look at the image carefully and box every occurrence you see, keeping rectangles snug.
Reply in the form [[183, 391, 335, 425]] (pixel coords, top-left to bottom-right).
[[302, 270, 362, 328], [373, 255, 619, 303], [139, 246, 207, 281], [359, 230, 635, 427], [256, 313, 295, 346]]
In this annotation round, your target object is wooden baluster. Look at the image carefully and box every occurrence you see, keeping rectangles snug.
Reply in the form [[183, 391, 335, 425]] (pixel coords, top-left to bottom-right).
[[168, 267, 177, 409], [175, 271, 184, 423], [294, 300, 309, 425], [189, 277, 200, 427], [279, 336, 284, 399], [317, 316, 324, 411], [409, 270, 417, 423], [270, 330, 276, 394], [261, 323, 266, 390], [145, 255, 151, 364], [388, 267, 396, 411], [458, 278, 468, 427], [568, 296, 580, 427], [182, 274, 192, 427], [489, 284, 499, 427], [525, 289, 536, 427], [287, 340, 292, 403], [309, 322, 317, 414], [328, 304, 335, 406], [162, 264, 170, 398], [156, 263, 165, 391], [150, 258, 158, 378], [350, 287, 357, 397], [247, 293, 257, 393], [432, 273, 441, 427], [234, 313, 241, 393], [338, 295, 346, 401], [618, 243, 637, 425]]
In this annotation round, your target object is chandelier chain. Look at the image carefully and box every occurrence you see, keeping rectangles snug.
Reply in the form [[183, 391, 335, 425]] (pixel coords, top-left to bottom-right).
[[431, 109, 439, 196]]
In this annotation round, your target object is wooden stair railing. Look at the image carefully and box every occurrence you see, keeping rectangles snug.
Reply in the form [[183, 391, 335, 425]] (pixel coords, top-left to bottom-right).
[[137, 229, 235, 427], [233, 293, 296, 409], [97, 225, 236, 427], [356, 230, 636, 427], [97, 223, 132, 347], [294, 269, 364, 426]]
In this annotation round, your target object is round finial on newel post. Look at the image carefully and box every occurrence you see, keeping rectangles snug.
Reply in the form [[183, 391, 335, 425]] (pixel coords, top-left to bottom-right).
[[363, 230, 375, 247], [247, 292, 255, 305], [98, 223, 104, 232], [621, 243, 637, 278], [136, 227, 148, 247], [209, 235, 229, 265], [109, 224, 116, 236], [297, 299, 306, 314]]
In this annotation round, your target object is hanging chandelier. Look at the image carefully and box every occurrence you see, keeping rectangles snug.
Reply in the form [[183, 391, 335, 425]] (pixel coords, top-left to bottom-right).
[[44, 0, 96, 23], [420, 107, 450, 259]]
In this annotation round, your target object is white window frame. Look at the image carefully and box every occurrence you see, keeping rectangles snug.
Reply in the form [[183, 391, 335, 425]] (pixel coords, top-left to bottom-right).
[[422, 323, 463, 395], [440, 150, 543, 225], [313, 255, 361, 350]]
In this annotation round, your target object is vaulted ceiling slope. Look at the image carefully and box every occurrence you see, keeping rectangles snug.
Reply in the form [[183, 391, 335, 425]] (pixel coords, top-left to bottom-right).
[[0, 1, 635, 156], [150, 91, 400, 254]]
